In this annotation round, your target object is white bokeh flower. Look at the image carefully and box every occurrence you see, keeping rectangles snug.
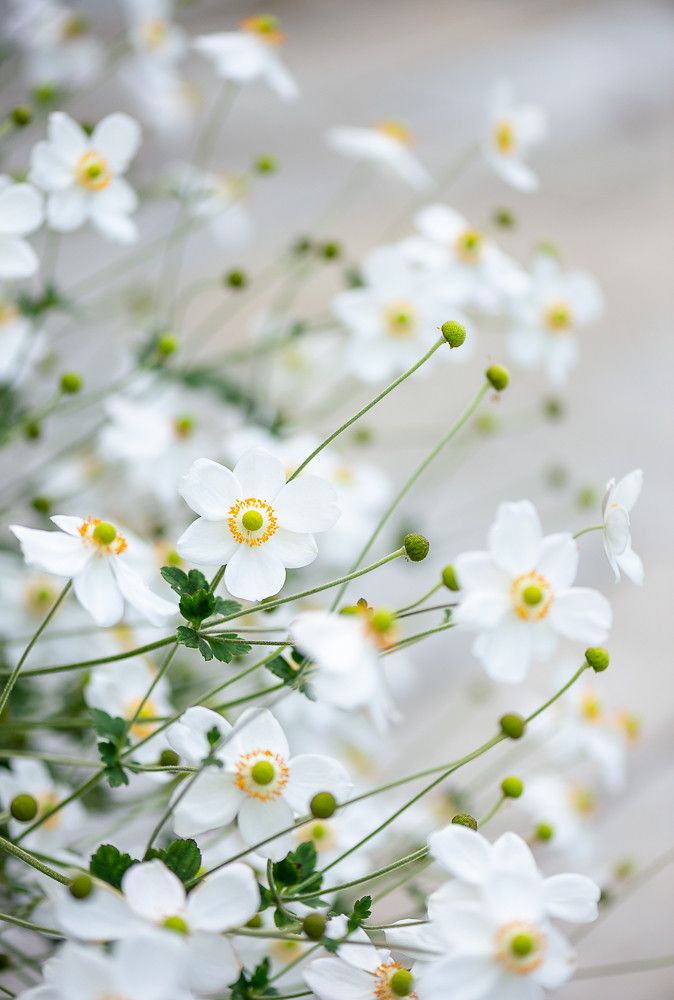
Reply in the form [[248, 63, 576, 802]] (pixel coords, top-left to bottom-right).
[[172, 163, 253, 247], [177, 448, 340, 602], [326, 121, 431, 189], [454, 500, 612, 682], [6, 0, 104, 89], [29, 111, 141, 243], [0, 758, 86, 854], [123, 0, 186, 66], [10, 515, 176, 627], [0, 176, 43, 280], [601, 468, 643, 584], [0, 298, 43, 380], [194, 16, 298, 100], [482, 81, 547, 191], [166, 706, 352, 858]]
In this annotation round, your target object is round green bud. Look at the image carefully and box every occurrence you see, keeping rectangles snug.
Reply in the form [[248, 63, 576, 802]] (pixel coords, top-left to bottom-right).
[[499, 713, 526, 740], [390, 969, 414, 997], [585, 647, 609, 673], [24, 419, 41, 440], [10, 793, 38, 822], [543, 396, 564, 420], [310, 791, 337, 819], [486, 365, 509, 391], [302, 911, 327, 940], [522, 584, 543, 606], [255, 154, 277, 174], [246, 914, 263, 929], [614, 857, 634, 880], [241, 510, 263, 532], [501, 776, 524, 799], [165, 549, 182, 567], [511, 932, 534, 957], [293, 236, 312, 255], [93, 521, 117, 546], [225, 269, 247, 289], [157, 334, 178, 356], [60, 372, 83, 395], [159, 749, 180, 767], [11, 106, 32, 127], [576, 486, 596, 509], [441, 564, 460, 591], [319, 241, 341, 260], [441, 320, 466, 349], [31, 496, 51, 515], [451, 813, 478, 831], [546, 464, 568, 490], [251, 761, 275, 785], [537, 240, 560, 258], [32, 83, 59, 104], [370, 608, 395, 633], [404, 533, 430, 562], [493, 207, 515, 228], [69, 873, 93, 899], [535, 822, 554, 843], [163, 915, 189, 934]]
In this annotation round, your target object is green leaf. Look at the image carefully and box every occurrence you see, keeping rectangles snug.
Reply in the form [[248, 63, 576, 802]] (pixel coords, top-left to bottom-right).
[[322, 936, 340, 953], [90, 708, 128, 744], [272, 842, 320, 890], [266, 653, 313, 698], [347, 894, 372, 932], [230, 956, 279, 999], [98, 743, 129, 787], [179, 588, 215, 625], [89, 844, 138, 889], [161, 566, 189, 595], [163, 838, 202, 883], [91, 709, 130, 788], [214, 597, 242, 617], [208, 633, 252, 663]]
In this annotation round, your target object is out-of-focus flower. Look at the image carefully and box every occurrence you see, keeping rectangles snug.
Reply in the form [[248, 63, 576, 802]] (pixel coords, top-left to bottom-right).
[[326, 121, 432, 189], [482, 81, 547, 191], [171, 164, 252, 246], [0, 759, 86, 853], [29, 112, 141, 243], [122, 0, 186, 66], [0, 176, 43, 280], [6, 0, 104, 88], [0, 299, 43, 379], [193, 17, 299, 100], [602, 469, 643, 584]]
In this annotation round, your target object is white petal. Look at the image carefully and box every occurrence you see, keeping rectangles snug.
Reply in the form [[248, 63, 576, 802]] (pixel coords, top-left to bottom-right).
[[454, 590, 509, 630], [419, 955, 499, 1000], [10, 524, 90, 577], [612, 469, 642, 512], [0, 235, 39, 278], [115, 934, 191, 998], [29, 142, 74, 192], [264, 53, 300, 101], [274, 475, 340, 533], [285, 754, 353, 813], [492, 832, 539, 880], [224, 544, 285, 601], [90, 176, 138, 216], [50, 515, 86, 536], [617, 545, 644, 585], [454, 552, 510, 592], [52, 944, 114, 998], [604, 506, 630, 558], [534, 925, 576, 989], [427, 824, 493, 883], [233, 447, 285, 500], [473, 619, 534, 683], [549, 588, 612, 643], [176, 517, 237, 566], [73, 555, 124, 627], [179, 458, 241, 519], [111, 558, 176, 625], [167, 707, 232, 765], [122, 859, 186, 921], [483, 871, 544, 925], [172, 770, 243, 837], [265, 528, 317, 569], [55, 881, 141, 940], [304, 957, 374, 1000], [488, 500, 542, 575], [91, 210, 138, 244], [542, 873, 599, 923], [225, 707, 289, 760], [0, 183, 43, 235], [188, 931, 241, 994], [535, 533, 578, 589], [237, 795, 294, 859], [47, 188, 88, 232], [48, 112, 87, 165], [91, 113, 141, 173], [186, 864, 259, 931]]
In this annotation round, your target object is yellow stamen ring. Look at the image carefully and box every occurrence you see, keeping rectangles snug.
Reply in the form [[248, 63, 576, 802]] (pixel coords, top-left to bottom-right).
[[511, 571, 552, 621], [75, 151, 111, 191], [234, 749, 289, 800], [495, 921, 545, 975], [227, 497, 278, 547]]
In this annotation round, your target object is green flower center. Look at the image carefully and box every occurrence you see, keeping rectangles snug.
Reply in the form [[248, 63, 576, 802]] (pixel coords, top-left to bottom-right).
[[163, 915, 189, 934], [521, 584, 543, 606], [251, 760, 275, 785], [390, 969, 414, 996], [511, 932, 535, 957], [93, 521, 117, 545], [241, 509, 264, 532]]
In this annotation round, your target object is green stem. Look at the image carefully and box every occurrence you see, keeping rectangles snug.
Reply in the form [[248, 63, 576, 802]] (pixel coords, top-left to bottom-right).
[[0, 911, 62, 937], [0, 834, 70, 885], [284, 846, 429, 902], [382, 621, 455, 655], [573, 524, 604, 539], [478, 793, 507, 827], [396, 582, 442, 614], [574, 954, 674, 980]]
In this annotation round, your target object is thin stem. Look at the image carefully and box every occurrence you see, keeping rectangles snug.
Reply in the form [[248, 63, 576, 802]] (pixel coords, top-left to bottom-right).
[[0, 911, 62, 937], [0, 580, 71, 714], [573, 524, 604, 539], [128, 642, 178, 729], [574, 954, 674, 980], [396, 582, 442, 614], [285, 847, 429, 902], [0, 834, 70, 885], [382, 621, 455, 655], [526, 663, 588, 723], [478, 793, 507, 827]]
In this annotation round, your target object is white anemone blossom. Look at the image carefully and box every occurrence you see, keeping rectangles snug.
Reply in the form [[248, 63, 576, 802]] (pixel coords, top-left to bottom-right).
[[0, 176, 43, 280], [55, 858, 259, 995], [6, 0, 105, 89], [193, 16, 299, 101], [0, 758, 85, 853], [453, 500, 612, 682], [507, 252, 604, 385], [17, 936, 193, 1000], [482, 81, 548, 192], [10, 515, 176, 628], [29, 111, 141, 243], [166, 706, 352, 858], [177, 448, 340, 602], [601, 469, 643, 584], [326, 121, 431, 189]]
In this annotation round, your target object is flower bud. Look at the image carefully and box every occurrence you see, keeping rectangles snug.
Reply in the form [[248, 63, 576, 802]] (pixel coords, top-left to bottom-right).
[[302, 912, 327, 940], [60, 372, 83, 394], [585, 647, 609, 673], [10, 794, 38, 822], [157, 333, 178, 356], [543, 396, 564, 420], [319, 241, 341, 260], [225, 269, 247, 289], [493, 207, 516, 228], [576, 486, 596, 509], [159, 749, 180, 767], [486, 365, 509, 391], [32, 83, 60, 105], [310, 791, 336, 819], [24, 420, 41, 440], [404, 533, 429, 562], [69, 873, 93, 899], [535, 822, 554, 843], [441, 320, 466, 349], [501, 776, 524, 799], [441, 564, 459, 591], [499, 713, 526, 740], [31, 496, 51, 515], [255, 154, 277, 174], [451, 813, 478, 830], [11, 106, 32, 127], [293, 236, 312, 255]]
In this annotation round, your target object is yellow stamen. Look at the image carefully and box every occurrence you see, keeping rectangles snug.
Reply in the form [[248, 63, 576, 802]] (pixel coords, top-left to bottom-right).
[[455, 228, 483, 264], [494, 119, 515, 155], [544, 301, 573, 332], [75, 151, 111, 191], [240, 15, 285, 45], [510, 571, 553, 621], [376, 120, 413, 146], [227, 497, 278, 547], [234, 749, 289, 800]]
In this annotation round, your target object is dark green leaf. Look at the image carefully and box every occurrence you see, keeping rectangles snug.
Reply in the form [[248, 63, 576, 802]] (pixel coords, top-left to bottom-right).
[[347, 894, 372, 931], [175, 625, 201, 648], [89, 844, 138, 889], [90, 709, 128, 745], [214, 597, 242, 617], [161, 566, 189, 595], [208, 633, 252, 663], [179, 588, 215, 625], [164, 838, 201, 883]]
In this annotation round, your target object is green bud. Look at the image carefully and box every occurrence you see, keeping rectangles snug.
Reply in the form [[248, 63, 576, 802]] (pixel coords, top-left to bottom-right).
[[32, 83, 60, 105], [319, 241, 341, 260], [225, 269, 247, 289], [24, 419, 41, 440], [11, 106, 32, 127], [511, 932, 534, 957], [543, 396, 564, 420], [404, 533, 429, 562], [293, 236, 312, 255], [576, 486, 596, 509], [535, 822, 554, 843], [501, 776, 524, 799], [390, 969, 414, 996], [614, 857, 634, 880], [255, 154, 277, 174], [370, 608, 395, 633], [536, 240, 560, 258], [69, 873, 93, 899], [486, 365, 509, 391], [441, 564, 460, 591], [157, 334, 178, 356], [159, 749, 180, 767], [451, 813, 478, 831], [302, 911, 327, 940], [353, 426, 372, 445], [31, 496, 51, 515], [522, 584, 543, 606], [93, 522, 117, 546], [0, 955, 9, 972], [493, 207, 516, 228], [310, 791, 337, 819], [546, 464, 568, 490], [251, 761, 275, 785], [585, 647, 609, 673], [499, 713, 526, 740], [441, 320, 466, 349], [10, 793, 38, 822], [60, 372, 83, 395], [474, 412, 499, 435]]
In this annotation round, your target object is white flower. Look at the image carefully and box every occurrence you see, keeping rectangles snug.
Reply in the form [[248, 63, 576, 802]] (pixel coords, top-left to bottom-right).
[[10, 515, 177, 628], [193, 16, 298, 101], [55, 859, 259, 995], [0, 758, 86, 853], [121, 59, 196, 136], [17, 936, 193, 1000], [326, 122, 431, 189], [453, 500, 612, 682], [166, 706, 352, 858], [0, 176, 43, 280], [176, 448, 340, 602], [482, 82, 547, 192], [520, 774, 600, 863], [507, 252, 604, 385], [0, 298, 42, 379], [29, 111, 141, 243], [172, 163, 253, 247], [123, 0, 186, 66], [413, 204, 529, 311], [602, 469, 643, 584], [7, 0, 104, 89]]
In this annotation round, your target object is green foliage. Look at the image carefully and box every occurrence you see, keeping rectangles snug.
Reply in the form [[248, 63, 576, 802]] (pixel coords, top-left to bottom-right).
[[347, 895, 372, 932], [176, 625, 251, 662], [272, 842, 323, 900], [266, 651, 314, 698], [230, 958, 278, 999], [144, 838, 201, 884], [89, 844, 138, 889], [90, 709, 130, 788]]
